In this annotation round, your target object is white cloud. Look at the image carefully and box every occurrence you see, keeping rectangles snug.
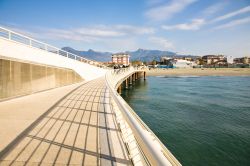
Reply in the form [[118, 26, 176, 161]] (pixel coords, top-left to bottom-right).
[[115, 25, 155, 35], [73, 25, 154, 38], [75, 27, 125, 37], [211, 5, 250, 23], [162, 19, 205, 30], [8, 25, 155, 44], [214, 16, 250, 30], [145, 0, 197, 21], [148, 37, 174, 49], [161, 5, 250, 31], [202, 2, 227, 16]]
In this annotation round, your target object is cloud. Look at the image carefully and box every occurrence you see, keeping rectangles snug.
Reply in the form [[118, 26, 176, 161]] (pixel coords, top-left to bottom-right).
[[114, 25, 155, 35], [161, 5, 250, 31], [75, 27, 125, 37], [145, 0, 197, 21], [8, 25, 155, 44], [162, 19, 205, 30], [202, 2, 228, 16], [148, 37, 174, 49], [211, 5, 250, 23], [214, 16, 250, 30]]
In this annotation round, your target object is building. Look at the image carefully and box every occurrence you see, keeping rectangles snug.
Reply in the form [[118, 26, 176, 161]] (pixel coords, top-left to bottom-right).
[[172, 59, 196, 68], [233, 57, 250, 64], [111, 53, 130, 66], [202, 55, 227, 65], [160, 57, 197, 68], [160, 57, 172, 65]]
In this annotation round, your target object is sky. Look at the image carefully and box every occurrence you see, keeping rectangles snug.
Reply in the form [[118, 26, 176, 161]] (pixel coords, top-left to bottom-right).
[[0, 0, 250, 57]]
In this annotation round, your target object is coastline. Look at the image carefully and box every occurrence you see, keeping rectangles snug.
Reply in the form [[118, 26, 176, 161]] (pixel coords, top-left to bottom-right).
[[146, 68, 250, 76]]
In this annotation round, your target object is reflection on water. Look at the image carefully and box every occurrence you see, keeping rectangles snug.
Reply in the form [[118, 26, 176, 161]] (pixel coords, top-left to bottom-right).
[[122, 76, 250, 166]]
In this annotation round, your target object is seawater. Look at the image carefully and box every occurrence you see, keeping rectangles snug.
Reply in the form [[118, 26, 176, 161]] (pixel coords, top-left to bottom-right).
[[121, 76, 250, 166]]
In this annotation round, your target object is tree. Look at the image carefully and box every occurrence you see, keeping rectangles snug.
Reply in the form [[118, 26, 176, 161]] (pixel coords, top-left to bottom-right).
[[152, 60, 157, 66], [131, 60, 143, 66]]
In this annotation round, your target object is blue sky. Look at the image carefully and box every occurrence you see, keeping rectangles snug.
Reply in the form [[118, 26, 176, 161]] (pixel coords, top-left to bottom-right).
[[0, 0, 250, 57]]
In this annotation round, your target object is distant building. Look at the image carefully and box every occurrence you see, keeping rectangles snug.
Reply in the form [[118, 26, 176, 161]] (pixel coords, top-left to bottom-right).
[[161, 57, 172, 65], [202, 55, 227, 65], [172, 59, 196, 68], [160, 57, 197, 68], [233, 57, 250, 64], [111, 53, 130, 66], [227, 56, 234, 64]]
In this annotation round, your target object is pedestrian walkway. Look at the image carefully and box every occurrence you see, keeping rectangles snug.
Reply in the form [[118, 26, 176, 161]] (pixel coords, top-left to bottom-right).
[[0, 77, 131, 166]]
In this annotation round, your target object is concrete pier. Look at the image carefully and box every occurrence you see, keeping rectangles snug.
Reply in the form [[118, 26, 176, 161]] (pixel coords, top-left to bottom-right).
[[0, 25, 181, 166], [0, 78, 131, 165]]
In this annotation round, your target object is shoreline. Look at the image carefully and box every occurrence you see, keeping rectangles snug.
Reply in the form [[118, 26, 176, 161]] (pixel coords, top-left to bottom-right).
[[146, 68, 250, 76]]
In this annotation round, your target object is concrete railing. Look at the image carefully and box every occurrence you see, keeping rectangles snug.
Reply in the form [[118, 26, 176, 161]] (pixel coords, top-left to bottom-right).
[[0, 26, 105, 68], [105, 67, 182, 166]]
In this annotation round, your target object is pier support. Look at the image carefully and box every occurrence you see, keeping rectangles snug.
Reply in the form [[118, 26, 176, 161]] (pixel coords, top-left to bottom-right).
[[129, 76, 132, 84], [133, 74, 135, 82], [125, 79, 128, 89], [118, 85, 122, 94], [144, 71, 146, 80]]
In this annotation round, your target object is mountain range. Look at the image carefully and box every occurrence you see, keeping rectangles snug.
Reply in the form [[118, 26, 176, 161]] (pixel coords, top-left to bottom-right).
[[62, 47, 198, 62]]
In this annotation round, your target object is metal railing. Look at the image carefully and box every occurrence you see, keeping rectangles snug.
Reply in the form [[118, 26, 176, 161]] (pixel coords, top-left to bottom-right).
[[105, 67, 182, 166], [0, 26, 106, 68]]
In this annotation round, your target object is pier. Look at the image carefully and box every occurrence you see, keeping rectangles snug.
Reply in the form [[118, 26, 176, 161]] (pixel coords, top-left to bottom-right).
[[0, 26, 181, 165]]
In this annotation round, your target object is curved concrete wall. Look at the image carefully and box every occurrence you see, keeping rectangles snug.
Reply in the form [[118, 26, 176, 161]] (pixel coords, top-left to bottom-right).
[[0, 58, 83, 100], [0, 38, 107, 81]]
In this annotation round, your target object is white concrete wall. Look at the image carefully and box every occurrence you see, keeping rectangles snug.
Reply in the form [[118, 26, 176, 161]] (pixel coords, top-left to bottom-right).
[[0, 38, 107, 81]]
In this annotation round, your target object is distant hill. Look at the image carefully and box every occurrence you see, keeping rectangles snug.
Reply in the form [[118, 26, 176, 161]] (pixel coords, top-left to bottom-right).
[[62, 47, 112, 62], [126, 48, 177, 62], [62, 47, 198, 62]]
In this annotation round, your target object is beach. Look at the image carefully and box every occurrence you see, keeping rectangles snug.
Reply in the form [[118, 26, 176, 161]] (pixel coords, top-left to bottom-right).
[[146, 68, 250, 76]]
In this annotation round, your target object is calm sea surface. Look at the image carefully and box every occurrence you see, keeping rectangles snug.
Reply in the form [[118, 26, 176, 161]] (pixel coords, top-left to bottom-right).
[[121, 76, 250, 166]]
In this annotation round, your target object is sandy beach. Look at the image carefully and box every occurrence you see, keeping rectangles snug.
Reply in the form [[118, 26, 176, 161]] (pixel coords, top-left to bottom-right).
[[146, 68, 250, 76]]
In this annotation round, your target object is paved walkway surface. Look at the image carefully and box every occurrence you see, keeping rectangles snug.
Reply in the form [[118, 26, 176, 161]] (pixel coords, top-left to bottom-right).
[[0, 77, 131, 166], [0, 82, 83, 152]]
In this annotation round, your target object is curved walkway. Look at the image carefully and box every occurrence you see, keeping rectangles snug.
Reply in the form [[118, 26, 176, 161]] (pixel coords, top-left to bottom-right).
[[0, 77, 131, 166]]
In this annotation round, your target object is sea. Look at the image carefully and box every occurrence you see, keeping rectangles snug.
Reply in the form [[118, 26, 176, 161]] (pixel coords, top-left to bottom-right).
[[121, 76, 250, 166]]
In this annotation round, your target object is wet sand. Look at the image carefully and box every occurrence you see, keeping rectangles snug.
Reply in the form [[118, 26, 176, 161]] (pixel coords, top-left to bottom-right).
[[146, 68, 250, 76]]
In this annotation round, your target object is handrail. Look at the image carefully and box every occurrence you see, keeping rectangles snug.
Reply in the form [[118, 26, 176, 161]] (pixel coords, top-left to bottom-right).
[[105, 67, 182, 166], [0, 26, 106, 68]]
